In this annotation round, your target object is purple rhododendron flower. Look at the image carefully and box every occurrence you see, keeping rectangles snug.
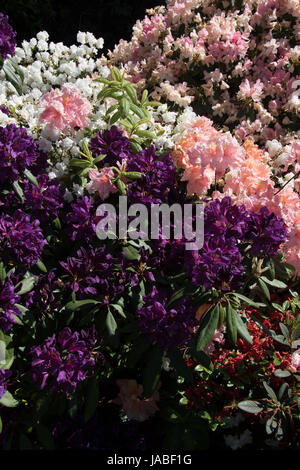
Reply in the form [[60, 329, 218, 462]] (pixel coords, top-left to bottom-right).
[[30, 327, 99, 394], [247, 206, 287, 256], [23, 174, 65, 222], [0, 13, 16, 61], [0, 277, 22, 332], [204, 197, 249, 239], [0, 124, 48, 185], [186, 236, 244, 291], [25, 269, 59, 312], [0, 369, 12, 399], [90, 125, 131, 166], [126, 146, 176, 204], [137, 287, 197, 349], [64, 196, 98, 242], [60, 246, 125, 301], [0, 209, 47, 267]]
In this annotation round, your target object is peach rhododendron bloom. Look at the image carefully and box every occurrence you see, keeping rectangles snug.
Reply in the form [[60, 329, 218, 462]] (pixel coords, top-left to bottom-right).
[[113, 379, 159, 422], [172, 116, 245, 196], [39, 86, 92, 133], [88, 168, 118, 200]]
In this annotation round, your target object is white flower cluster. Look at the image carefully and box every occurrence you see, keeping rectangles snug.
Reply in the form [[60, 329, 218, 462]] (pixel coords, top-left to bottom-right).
[[0, 30, 196, 197]]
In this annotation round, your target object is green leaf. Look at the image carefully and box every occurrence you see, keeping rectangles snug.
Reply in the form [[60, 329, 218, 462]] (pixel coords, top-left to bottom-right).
[[0, 262, 6, 282], [115, 178, 126, 195], [167, 348, 193, 383], [129, 139, 143, 153], [145, 101, 162, 107], [195, 304, 219, 352], [12, 180, 24, 203], [110, 303, 126, 318], [292, 326, 300, 340], [3, 58, 23, 95], [235, 312, 253, 344], [232, 293, 266, 308], [119, 97, 130, 118], [192, 350, 213, 371], [271, 302, 285, 313], [263, 381, 278, 401], [129, 103, 147, 120], [106, 310, 117, 336], [110, 110, 122, 125], [65, 299, 100, 311], [84, 376, 99, 422], [274, 369, 291, 378], [0, 391, 18, 408], [93, 154, 107, 164], [123, 171, 142, 180], [70, 158, 90, 168], [123, 83, 138, 104], [141, 89, 148, 104], [260, 276, 287, 289], [0, 416, 2, 434], [110, 66, 122, 81], [278, 383, 289, 400], [166, 287, 186, 309], [24, 169, 38, 187], [226, 304, 237, 344], [279, 323, 290, 340], [258, 278, 270, 301], [16, 276, 36, 295], [36, 259, 47, 273], [134, 129, 156, 140], [237, 400, 263, 414], [143, 344, 162, 398], [123, 245, 141, 261], [105, 103, 118, 116]]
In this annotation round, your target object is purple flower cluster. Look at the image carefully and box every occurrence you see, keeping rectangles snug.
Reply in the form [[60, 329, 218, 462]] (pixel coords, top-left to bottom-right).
[[25, 269, 59, 312], [60, 246, 125, 301], [246, 206, 287, 256], [30, 327, 98, 394], [0, 124, 47, 186], [90, 125, 131, 166], [185, 198, 287, 291], [0, 105, 9, 115], [64, 196, 98, 242], [0, 369, 12, 399], [0, 13, 16, 61], [204, 197, 249, 239], [137, 287, 197, 349], [186, 237, 244, 291], [0, 277, 22, 332], [126, 146, 176, 204], [23, 175, 65, 222], [0, 209, 47, 267]]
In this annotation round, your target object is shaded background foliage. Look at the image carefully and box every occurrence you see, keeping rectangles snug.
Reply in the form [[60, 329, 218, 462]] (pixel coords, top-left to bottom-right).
[[0, 0, 164, 53]]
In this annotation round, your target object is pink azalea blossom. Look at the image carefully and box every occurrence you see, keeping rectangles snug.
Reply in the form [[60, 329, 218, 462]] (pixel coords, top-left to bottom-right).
[[39, 86, 91, 133], [88, 168, 118, 200], [113, 379, 159, 422], [290, 349, 300, 373], [204, 327, 226, 355]]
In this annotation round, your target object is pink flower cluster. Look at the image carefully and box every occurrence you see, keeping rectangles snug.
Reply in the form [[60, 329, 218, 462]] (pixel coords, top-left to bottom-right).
[[105, 0, 300, 148], [88, 168, 118, 201], [113, 379, 160, 422], [172, 116, 245, 195], [39, 87, 92, 133]]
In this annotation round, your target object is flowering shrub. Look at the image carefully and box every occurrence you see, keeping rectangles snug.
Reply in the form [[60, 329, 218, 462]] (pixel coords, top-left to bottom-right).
[[0, 6, 299, 452]]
